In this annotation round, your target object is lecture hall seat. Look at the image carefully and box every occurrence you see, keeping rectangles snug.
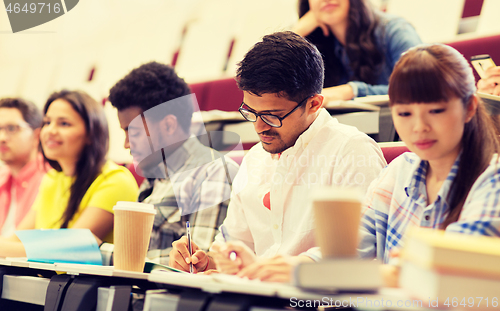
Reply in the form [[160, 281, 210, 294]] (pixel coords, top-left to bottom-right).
[[386, 0, 465, 43], [475, 0, 500, 35], [462, 0, 483, 18], [189, 81, 209, 111], [190, 78, 243, 112], [125, 163, 145, 187], [203, 78, 243, 112], [225, 142, 409, 166], [379, 142, 410, 164], [446, 33, 500, 82], [122, 142, 409, 186]]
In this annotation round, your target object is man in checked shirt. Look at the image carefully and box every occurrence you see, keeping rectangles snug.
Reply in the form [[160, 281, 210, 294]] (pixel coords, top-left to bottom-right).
[[100, 61, 239, 265]]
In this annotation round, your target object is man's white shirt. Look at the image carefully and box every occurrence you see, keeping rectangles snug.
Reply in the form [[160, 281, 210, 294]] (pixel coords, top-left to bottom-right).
[[214, 108, 386, 257]]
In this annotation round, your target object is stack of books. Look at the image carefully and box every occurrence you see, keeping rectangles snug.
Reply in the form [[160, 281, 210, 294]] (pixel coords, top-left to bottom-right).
[[293, 259, 383, 293], [400, 228, 500, 308]]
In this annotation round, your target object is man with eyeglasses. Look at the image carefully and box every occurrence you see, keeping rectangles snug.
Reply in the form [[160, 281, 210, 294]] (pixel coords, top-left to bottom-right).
[[169, 31, 386, 275], [0, 98, 45, 237]]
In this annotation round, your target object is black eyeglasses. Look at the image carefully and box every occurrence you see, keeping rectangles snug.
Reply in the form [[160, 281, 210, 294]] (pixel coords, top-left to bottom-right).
[[238, 96, 311, 128]]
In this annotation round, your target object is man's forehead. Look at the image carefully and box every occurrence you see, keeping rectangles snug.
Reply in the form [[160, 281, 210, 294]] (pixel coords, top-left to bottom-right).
[[0, 107, 24, 119], [117, 106, 144, 128], [242, 92, 293, 112]]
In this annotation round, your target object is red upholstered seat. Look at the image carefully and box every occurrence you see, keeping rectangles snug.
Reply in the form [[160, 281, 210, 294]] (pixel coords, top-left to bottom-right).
[[447, 34, 500, 82], [189, 82, 209, 111], [189, 78, 243, 112], [204, 78, 243, 112], [462, 0, 483, 18], [123, 142, 409, 184], [226, 149, 245, 166], [230, 142, 409, 165], [124, 163, 145, 187], [379, 142, 410, 164]]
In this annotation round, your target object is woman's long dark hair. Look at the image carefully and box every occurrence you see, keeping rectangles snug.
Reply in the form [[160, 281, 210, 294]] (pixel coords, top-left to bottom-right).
[[42, 90, 109, 228], [388, 44, 500, 229], [298, 0, 383, 87]]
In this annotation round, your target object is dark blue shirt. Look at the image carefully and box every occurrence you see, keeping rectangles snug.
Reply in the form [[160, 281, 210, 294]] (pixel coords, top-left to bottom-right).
[[309, 12, 422, 97]]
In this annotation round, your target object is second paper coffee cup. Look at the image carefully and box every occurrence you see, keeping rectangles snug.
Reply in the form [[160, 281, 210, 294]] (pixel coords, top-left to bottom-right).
[[310, 188, 363, 259]]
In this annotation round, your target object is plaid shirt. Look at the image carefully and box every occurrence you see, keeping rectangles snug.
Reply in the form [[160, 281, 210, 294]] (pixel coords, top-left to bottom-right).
[[102, 137, 238, 265], [358, 152, 500, 264]]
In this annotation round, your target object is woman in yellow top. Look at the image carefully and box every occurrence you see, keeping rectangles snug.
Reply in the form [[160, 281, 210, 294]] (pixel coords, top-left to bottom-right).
[[0, 90, 138, 257]]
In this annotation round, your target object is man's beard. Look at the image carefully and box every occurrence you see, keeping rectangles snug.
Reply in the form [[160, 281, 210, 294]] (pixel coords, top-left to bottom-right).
[[260, 130, 288, 154]]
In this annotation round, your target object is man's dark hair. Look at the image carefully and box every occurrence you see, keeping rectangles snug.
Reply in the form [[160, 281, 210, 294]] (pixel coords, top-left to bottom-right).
[[0, 97, 43, 129], [108, 61, 193, 133], [236, 31, 324, 103]]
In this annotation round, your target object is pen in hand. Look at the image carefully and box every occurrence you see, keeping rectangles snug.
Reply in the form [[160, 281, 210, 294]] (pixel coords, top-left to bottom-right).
[[220, 225, 237, 261], [186, 221, 193, 273]]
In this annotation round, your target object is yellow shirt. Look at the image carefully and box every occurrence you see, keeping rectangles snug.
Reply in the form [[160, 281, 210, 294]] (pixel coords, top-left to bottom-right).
[[33, 160, 139, 243]]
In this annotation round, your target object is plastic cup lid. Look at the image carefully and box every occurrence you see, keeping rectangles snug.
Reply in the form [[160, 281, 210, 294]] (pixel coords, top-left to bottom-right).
[[309, 187, 364, 203], [113, 201, 157, 215]]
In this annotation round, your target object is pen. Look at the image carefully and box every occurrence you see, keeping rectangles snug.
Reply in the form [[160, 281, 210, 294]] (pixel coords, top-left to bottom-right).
[[220, 225, 237, 261], [186, 221, 193, 273]]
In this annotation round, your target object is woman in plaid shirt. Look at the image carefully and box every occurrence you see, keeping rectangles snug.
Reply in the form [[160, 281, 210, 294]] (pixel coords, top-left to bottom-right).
[[359, 44, 500, 264]]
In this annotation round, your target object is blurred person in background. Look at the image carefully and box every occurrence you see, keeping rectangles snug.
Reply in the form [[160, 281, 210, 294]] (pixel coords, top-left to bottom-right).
[[0, 98, 46, 237], [477, 66, 500, 134], [293, 0, 422, 101], [477, 66, 500, 96], [0, 90, 138, 257]]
